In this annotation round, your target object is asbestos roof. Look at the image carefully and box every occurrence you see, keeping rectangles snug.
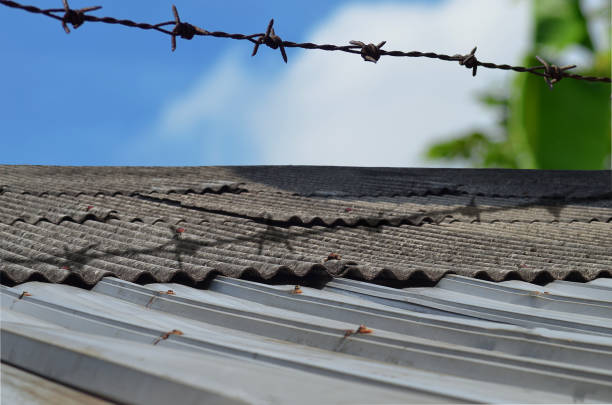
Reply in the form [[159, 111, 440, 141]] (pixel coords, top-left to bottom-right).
[[2, 275, 612, 404], [1, 165, 611, 286]]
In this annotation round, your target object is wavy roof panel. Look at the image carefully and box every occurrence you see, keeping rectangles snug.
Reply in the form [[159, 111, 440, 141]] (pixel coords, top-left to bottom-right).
[[1, 165, 610, 286]]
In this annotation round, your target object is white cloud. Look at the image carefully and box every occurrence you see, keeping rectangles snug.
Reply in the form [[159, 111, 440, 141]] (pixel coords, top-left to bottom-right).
[[158, 51, 256, 138], [159, 0, 532, 167]]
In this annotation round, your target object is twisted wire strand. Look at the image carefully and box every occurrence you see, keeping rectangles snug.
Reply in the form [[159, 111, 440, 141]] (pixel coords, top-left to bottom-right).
[[2, 0, 610, 86]]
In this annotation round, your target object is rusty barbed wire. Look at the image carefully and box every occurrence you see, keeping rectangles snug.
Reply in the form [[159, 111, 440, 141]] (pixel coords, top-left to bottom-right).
[[2, 0, 611, 88]]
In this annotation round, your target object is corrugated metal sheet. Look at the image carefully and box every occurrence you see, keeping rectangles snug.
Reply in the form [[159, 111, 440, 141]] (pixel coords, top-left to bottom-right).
[[2, 275, 612, 404], [1, 363, 112, 405]]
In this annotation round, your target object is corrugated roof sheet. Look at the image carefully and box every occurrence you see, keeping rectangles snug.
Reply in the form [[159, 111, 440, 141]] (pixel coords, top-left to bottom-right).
[[2, 275, 612, 404], [1, 165, 611, 286], [2, 165, 610, 198], [1, 363, 112, 405]]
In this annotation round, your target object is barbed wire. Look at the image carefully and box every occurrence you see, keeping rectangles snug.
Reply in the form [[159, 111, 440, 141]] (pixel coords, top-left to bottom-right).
[[2, 0, 611, 89]]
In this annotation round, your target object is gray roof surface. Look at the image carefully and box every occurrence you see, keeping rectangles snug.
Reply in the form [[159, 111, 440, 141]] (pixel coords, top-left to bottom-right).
[[2, 275, 612, 404], [1, 363, 112, 405], [1, 165, 611, 286]]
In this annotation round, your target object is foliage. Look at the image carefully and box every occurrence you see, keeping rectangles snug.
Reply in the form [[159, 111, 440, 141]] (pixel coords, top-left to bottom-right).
[[426, 0, 611, 169]]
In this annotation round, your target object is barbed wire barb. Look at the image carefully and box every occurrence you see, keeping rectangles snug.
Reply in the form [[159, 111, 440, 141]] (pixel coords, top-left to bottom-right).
[[454, 46, 478, 77], [170, 5, 197, 52], [535, 55, 577, 90], [1, 0, 610, 88], [56, 0, 101, 33], [350, 40, 386, 63], [252, 19, 287, 63]]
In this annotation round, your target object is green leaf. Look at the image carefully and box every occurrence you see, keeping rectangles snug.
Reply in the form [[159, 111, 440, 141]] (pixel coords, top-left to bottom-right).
[[534, 0, 594, 51], [425, 2, 609, 170], [426, 132, 489, 161], [482, 142, 520, 169], [425, 132, 520, 168], [477, 93, 509, 108], [510, 55, 611, 170]]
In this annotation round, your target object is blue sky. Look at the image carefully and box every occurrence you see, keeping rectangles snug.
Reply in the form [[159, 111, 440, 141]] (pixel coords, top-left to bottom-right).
[[0, 0, 537, 166]]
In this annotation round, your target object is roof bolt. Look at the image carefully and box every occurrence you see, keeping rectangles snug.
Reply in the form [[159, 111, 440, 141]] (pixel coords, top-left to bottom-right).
[[153, 329, 183, 345], [291, 285, 303, 294], [160, 290, 175, 295], [344, 324, 373, 338], [18, 291, 32, 299], [324, 253, 341, 262]]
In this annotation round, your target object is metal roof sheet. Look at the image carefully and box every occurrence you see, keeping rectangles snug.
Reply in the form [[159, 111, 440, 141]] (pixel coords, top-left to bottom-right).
[[2, 275, 612, 404], [1, 363, 112, 405]]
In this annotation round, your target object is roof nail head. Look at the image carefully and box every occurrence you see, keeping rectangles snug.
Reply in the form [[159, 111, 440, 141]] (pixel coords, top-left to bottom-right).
[[356, 325, 373, 334], [292, 285, 303, 294], [153, 329, 184, 345], [324, 253, 341, 262], [344, 325, 373, 338]]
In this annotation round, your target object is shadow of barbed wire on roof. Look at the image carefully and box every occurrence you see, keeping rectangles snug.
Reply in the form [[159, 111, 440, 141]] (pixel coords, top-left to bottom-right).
[[457, 196, 481, 222], [1, 191, 611, 286], [1, 220, 319, 282], [59, 243, 99, 273], [166, 224, 202, 272], [253, 214, 296, 255], [167, 191, 611, 227]]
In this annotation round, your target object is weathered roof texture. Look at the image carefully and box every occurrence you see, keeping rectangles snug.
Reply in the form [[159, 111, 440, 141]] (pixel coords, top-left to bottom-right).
[[1, 165, 611, 286]]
